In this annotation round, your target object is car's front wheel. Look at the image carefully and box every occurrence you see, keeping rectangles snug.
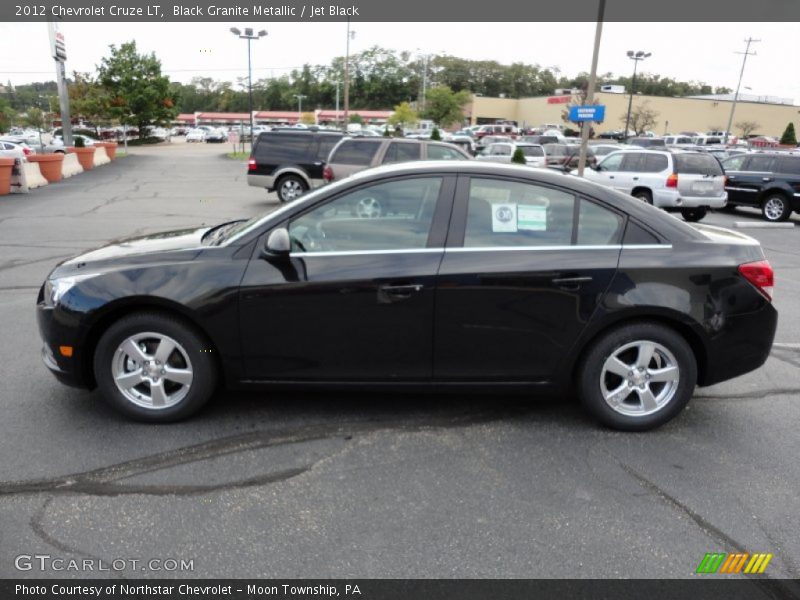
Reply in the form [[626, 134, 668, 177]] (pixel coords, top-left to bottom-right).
[[94, 312, 217, 422], [578, 322, 697, 431]]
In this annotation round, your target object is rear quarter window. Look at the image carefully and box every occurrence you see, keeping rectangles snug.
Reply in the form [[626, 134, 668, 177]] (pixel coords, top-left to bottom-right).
[[331, 140, 381, 165], [673, 154, 723, 176]]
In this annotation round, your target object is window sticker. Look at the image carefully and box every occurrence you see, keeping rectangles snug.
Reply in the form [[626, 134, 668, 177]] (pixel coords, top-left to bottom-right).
[[492, 203, 518, 232], [518, 204, 547, 231]]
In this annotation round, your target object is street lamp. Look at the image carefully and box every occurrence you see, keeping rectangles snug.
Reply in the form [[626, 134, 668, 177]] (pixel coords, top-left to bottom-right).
[[230, 26, 267, 148], [293, 94, 307, 120], [623, 50, 651, 139]]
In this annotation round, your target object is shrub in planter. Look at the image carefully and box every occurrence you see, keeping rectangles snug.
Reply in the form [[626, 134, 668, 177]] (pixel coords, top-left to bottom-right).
[[67, 138, 96, 170], [430, 128, 442, 141], [511, 148, 527, 164], [780, 122, 797, 146]]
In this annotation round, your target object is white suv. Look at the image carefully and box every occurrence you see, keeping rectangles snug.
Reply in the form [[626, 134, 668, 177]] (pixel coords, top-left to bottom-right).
[[578, 149, 727, 221]]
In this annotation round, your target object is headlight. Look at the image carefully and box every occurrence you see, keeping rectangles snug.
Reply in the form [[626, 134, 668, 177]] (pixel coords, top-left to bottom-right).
[[43, 273, 100, 307]]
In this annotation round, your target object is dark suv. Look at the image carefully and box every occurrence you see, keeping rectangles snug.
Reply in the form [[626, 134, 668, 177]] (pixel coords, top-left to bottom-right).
[[721, 152, 800, 221], [247, 130, 344, 202]]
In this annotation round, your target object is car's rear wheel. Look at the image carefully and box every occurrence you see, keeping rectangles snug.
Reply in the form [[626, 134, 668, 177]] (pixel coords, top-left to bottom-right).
[[94, 312, 217, 422], [276, 175, 307, 203], [353, 195, 384, 218], [632, 190, 653, 204], [680, 207, 707, 222], [578, 322, 696, 431], [761, 194, 791, 222]]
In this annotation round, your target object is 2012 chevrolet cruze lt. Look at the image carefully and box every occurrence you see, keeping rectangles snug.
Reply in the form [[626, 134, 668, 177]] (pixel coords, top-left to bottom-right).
[[37, 162, 777, 430]]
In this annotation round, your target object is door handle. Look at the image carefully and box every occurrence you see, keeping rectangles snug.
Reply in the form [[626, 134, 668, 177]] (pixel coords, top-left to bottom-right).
[[609, 175, 615, 179], [552, 276, 593, 291], [762, 177, 773, 182], [632, 176, 639, 181], [378, 284, 423, 303]]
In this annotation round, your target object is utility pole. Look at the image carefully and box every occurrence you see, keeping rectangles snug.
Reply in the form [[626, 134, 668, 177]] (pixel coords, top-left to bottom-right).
[[343, 18, 355, 128], [421, 54, 430, 114], [724, 37, 759, 145], [577, 0, 605, 177]]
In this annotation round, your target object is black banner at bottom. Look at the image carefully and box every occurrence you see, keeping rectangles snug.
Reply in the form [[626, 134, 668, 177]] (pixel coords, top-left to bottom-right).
[[3, 579, 800, 600]]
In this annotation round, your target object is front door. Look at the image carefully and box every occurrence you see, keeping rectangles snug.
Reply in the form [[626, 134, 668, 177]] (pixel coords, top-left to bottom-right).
[[239, 175, 454, 381], [434, 176, 623, 381]]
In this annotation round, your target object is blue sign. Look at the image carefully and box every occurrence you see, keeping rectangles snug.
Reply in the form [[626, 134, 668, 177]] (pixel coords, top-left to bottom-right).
[[569, 105, 606, 123]]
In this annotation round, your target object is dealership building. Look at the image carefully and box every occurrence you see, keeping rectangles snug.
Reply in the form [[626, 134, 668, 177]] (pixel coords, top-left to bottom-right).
[[467, 91, 800, 138]]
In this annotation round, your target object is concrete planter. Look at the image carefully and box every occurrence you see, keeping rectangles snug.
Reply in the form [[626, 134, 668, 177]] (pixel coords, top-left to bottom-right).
[[94, 141, 118, 160], [67, 146, 96, 170], [26, 153, 65, 183], [0, 157, 14, 195]]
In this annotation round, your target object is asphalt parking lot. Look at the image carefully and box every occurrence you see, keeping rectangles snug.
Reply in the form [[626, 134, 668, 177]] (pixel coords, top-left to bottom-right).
[[0, 140, 798, 585]]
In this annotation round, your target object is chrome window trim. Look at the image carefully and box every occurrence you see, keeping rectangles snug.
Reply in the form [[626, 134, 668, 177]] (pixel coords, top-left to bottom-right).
[[289, 244, 672, 258]]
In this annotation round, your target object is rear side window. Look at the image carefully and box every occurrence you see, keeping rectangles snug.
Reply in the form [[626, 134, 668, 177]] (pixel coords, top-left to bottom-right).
[[255, 134, 312, 161], [621, 153, 646, 172], [743, 156, 775, 172], [644, 154, 669, 172], [673, 154, 723, 176], [331, 140, 381, 165], [521, 146, 544, 157], [382, 142, 421, 164], [317, 136, 341, 161], [777, 157, 800, 175], [577, 200, 624, 246]]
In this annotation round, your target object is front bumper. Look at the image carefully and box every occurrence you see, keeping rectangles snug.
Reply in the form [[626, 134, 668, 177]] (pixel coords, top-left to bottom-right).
[[36, 301, 90, 389]]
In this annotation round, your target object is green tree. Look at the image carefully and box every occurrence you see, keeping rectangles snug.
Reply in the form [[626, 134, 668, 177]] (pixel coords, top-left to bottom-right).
[[780, 122, 797, 145], [388, 101, 418, 130], [349, 114, 363, 124], [69, 72, 111, 135], [24, 107, 46, 131], [511, 147, 527, 164], [430, 127, 441, 141], [97, 41, 177, 137], [423, 86, 470, 128], [0, 98, 17, 133]]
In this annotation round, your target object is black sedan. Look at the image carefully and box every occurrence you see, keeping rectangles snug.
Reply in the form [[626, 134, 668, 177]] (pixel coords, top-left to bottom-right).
[[37, 162, 777, 430]]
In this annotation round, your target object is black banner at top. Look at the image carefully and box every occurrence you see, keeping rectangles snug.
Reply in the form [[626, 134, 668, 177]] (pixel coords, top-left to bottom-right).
[[3, 0, 800, 22]]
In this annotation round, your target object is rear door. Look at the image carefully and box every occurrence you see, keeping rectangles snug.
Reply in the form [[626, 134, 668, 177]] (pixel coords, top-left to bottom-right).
[[615, 152, 648, 193], [433, 175, 624, 381], [727, 155, 776, 208]]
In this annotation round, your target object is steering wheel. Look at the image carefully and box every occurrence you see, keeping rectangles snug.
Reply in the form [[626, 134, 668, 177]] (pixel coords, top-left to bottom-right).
[[293, 222, 328, 252]]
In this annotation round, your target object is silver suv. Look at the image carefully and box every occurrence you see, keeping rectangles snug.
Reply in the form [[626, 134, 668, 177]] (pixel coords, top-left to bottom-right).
[[579, 149, 727, 221], [324, 138, 470, 183]]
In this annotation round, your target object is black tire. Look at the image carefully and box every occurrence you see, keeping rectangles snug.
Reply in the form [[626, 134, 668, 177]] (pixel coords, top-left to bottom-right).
[[632, 189, 653, 204], [93, 312, 218, 422], [680, 207, 707, 222], [761, 193, 791, 222], [276, 175, 308, 203], [578, 322, 697, 431]]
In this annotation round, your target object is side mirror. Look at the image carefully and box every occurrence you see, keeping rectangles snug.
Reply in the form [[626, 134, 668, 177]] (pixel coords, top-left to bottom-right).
[[262, 227, 291, 258]]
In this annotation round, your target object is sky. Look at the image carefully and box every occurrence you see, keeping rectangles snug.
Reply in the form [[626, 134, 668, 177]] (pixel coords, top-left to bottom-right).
[[1, 21, 798, 104]]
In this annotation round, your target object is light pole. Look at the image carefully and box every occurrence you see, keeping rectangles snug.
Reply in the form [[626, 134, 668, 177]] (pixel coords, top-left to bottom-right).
[[724, 38, 759, 145], [230, 26, 267, 148], [294, 94, 307, 121], [623, 50, 651, 139], [343, 18, 355, 128]]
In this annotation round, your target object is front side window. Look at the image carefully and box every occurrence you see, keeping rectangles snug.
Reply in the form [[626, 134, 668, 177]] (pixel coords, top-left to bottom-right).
[[464, 178, 575, 248], [722, 155, 747, 171], [598, 152, 624, 171], [288, 177, 443, 253], [427, 144, 468, 160]]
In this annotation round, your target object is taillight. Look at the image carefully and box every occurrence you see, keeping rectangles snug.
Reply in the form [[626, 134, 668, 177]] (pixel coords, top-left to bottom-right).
[[23, 147, 32, 156], [247, 158, 256, 171], [739, 260, 774, 301], [323, 165, 333, 182], [666, 173, 678, 188]]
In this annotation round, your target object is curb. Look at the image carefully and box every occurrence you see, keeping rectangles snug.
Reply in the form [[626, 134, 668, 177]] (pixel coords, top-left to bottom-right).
[[733, 222, 795, 229]]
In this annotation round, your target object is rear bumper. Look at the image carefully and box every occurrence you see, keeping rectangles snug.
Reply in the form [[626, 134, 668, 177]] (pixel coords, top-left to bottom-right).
[[654, 189, 727, 209], [700, 302, 778, 387], [247, 173, 275, 190]]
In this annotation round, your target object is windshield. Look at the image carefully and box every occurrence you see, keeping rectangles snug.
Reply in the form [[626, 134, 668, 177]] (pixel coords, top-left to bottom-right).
[[216, 178, 356, 245]]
